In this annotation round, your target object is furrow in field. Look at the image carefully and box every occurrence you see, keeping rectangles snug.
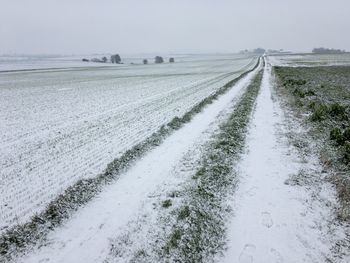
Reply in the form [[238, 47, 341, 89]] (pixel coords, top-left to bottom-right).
[[1, 70, 230, 145]]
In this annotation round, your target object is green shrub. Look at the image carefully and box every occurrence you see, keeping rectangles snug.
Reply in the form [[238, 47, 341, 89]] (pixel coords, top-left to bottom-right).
[[293, 88, 305, 98], [161, 199, 172, 208], [343, 142, 350, 164], [284, 79, 307, 87], [298, 79, 307, 85], [304, 90, 315, 96], [330, 128, 344, 145], [178, 206, 190, 220], [292, 88, 315, 98], [169, 229, 182, 248], [308, 100, 317, 110], [311, 104, 328, 121], [328, 103, 348, 120]]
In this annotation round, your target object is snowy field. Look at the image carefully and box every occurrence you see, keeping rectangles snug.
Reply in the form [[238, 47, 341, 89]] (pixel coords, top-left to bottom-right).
[[0, 55, 117, 71], [0, 54, 257, 232], [0, 54, 178, 71], [269, 52, 350, 66], [0, 54, 243, 72]]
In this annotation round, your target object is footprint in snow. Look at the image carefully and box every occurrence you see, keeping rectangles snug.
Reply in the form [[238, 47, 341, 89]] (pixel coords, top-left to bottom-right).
[[239, 244, 256, 263], [261, 211, 273, 228], [270, 248, 284, 263], [246, 187, 257, 196]]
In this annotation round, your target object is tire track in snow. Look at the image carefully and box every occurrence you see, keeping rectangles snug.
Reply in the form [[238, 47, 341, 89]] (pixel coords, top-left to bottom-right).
[[103, 65, 264, 262], [221, 59, 344, 262], [13, 60, 262, 263]]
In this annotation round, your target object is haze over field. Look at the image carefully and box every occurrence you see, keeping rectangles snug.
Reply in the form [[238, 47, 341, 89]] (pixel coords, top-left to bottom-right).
[[1, 0, 350, 55]]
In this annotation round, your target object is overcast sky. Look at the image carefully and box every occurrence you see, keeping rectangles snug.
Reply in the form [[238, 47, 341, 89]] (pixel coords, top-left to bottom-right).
[[1, 0, 349, 55]]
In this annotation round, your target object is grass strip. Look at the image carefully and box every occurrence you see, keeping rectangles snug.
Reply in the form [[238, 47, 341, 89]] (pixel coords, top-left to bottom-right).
[[160, 67, 263, 262]]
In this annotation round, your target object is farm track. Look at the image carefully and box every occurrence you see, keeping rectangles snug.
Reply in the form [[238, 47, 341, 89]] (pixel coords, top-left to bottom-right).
[[101, 59, 349, 263], [222, 60, 350, 263]]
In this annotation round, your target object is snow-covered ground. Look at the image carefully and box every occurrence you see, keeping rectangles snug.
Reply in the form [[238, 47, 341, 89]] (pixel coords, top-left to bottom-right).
[[0, 54, 257, 232], [0, 53, 255, 72], [2, 54, 348, 262], [13, 56, 262, 263], [221, 61, 347, 262], [0, 55, 118, 71], [269, 53, 350, 67]]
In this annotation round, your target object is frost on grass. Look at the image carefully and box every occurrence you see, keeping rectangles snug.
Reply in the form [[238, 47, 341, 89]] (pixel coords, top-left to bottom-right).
[[106, 68, 263, 263], [274, 65, 350, 221], [159, 69, 263, 263], [273, 65, 350, 260]]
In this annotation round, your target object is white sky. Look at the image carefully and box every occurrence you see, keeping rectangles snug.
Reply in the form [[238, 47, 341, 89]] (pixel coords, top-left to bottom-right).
[[0, 0, 349, 54]]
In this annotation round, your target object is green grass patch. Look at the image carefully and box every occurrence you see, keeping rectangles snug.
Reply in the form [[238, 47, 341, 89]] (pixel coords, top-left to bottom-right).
[[161, 200, 173, 208]]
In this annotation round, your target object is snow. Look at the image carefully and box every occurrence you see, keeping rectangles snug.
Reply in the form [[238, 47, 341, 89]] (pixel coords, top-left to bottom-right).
[[4, 54, 348, 262], [15, 58, 262, 263], [221, 59, 344, 262], [269, 53, 350, 67], [0, 53, 256, 72], [0, 54, 258, 231], [0, 55, 119, 71]]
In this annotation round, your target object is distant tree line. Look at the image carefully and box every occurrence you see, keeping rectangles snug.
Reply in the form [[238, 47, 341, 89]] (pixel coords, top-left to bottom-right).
[[312, 47, 346, 54], [82, 54, 122, 63], [82, 54, 176, 65], [153, 56, 175, 64]]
